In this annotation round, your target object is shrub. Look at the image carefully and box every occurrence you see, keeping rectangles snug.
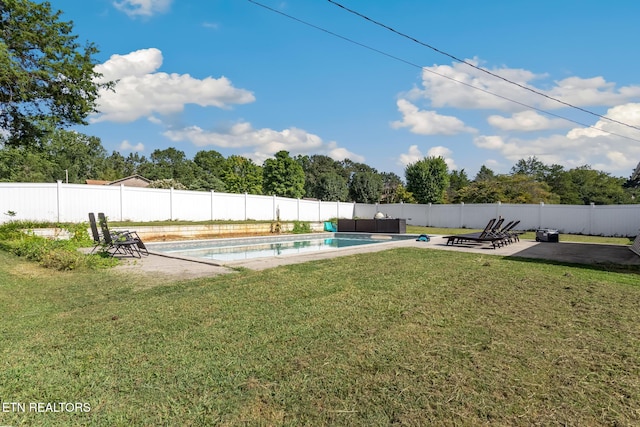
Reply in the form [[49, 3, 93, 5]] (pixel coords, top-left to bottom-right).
[[40, 248, 86, 271], [0, 220, 117, 270], [291, 221, 312, 234]]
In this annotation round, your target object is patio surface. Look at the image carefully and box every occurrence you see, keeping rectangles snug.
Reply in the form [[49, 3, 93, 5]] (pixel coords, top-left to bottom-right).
[[113, 234, 640, 280]]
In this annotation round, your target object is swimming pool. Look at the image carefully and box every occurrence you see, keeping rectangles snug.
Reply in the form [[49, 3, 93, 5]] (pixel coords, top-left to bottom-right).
[[147, 233, 414, 262]]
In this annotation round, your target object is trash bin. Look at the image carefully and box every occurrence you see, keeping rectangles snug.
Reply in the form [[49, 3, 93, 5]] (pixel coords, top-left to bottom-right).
[[536, 229, 559, 242]]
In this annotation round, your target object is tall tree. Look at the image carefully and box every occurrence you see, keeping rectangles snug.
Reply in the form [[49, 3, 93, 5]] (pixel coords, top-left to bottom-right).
[[447, 169, 471, 203], [297, 154, 347, 199], [315, 171, 348, 201], [0, 145, 55, 182], [192, 149, 226, 191], [0, 0, 111, 147], [563, 166, 631, 205], [222, 155, 263, 194], [262, 150, 305, 198], [43, 128, 107, 182], [348, 170, 383, 203], [474, 165, 496, 182], [405, 156, 450, 204], [510, 156, 550, 181], [140, 147, 196, 186], [380, 172, 403, 203]]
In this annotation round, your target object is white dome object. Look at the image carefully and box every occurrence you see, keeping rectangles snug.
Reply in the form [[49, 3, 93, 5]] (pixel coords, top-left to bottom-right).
[[374, 212, 385, 219]]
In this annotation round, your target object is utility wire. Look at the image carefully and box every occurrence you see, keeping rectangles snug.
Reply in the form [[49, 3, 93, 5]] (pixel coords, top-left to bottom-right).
[[327, 0, 640, 134], [247, 0, 640, 144]]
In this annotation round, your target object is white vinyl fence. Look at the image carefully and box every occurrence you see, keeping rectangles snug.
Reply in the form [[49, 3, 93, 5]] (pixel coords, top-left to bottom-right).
[[356, 201, 640, 237], [0, 182, 354, 224], [1, 182, 639, 236]]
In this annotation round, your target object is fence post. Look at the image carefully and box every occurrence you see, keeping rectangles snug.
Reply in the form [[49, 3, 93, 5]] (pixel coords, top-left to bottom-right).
[[244, 193, 248, 221], [318, 200, 322, 222], [273, 195, 277, 221], [119, 184, 125, 221], [589, 202, 595, 235], [211, 190, 215, 221], [170, 187, 174, 221], [56, 180, 63, 222], [538, 202, 544, 229], [460, 202, 465, 228], [297, 198, 300, 221]]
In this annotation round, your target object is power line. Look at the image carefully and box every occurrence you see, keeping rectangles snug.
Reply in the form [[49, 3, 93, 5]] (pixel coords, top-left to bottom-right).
[[326, 0, 640, 134], [247, 0, 640, 144]]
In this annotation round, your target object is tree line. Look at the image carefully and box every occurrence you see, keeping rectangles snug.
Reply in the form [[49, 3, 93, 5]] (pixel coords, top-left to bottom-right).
[[1, 0, 638, 205], [0, 128, 638, 205]]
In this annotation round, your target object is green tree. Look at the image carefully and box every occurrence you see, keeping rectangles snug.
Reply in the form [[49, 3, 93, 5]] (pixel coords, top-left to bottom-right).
[[447, 169, 470, 203], [222, 155, 263, 194], [458, 174, 560, 204], [474, 165, 496, 182], [348, 170, 383, 203], [140, 148, 196, 186], [563, 166, 631, 205], [192, 150, 226, 191], [297, 154, 347, 199], [0, 0, 111, 147], [43, 128, 107, 182], [315, 171, 348, 201], [262, 150, 305, 198], [510, 156, 550, 182], [500, 174, 559, 204], [456, 180, 505, 203], [380, 172, 403, 203], [194, 149, 225, 177], [405, 156, 450, 204], [0, 146, 54, 181]]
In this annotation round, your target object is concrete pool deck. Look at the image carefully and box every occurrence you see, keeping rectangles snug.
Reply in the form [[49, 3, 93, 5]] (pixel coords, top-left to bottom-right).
[[112, 234, 640, 280]]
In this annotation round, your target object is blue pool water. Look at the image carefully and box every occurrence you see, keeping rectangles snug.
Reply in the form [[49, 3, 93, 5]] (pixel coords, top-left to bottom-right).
[[148, 233, 413, 262]]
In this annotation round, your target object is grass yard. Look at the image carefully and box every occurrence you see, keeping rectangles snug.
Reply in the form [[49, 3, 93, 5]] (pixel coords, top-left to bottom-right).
[[1, 246, 640, 426]]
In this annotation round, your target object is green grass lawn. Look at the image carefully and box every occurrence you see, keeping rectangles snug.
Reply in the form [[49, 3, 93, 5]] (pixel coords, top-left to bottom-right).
[[1, 246, 639, 426]]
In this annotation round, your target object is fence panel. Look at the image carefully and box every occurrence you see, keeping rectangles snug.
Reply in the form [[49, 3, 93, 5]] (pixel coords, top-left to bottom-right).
[[171, 189, 212, 221], [591, 205, 640, 236], [1, 183, 639, 236], [241, 194, 272, 221], [0, 183, 59, 222]]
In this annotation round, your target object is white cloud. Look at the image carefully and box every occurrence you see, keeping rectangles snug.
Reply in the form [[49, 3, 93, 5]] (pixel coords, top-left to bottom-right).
[[568, 103, 640, 139], [474, 135, 505, 150], [113, 0, 172, 17], [473, 104, 640, 175], [92, 49, 255, 123], [119, 140, 145, 152], [427, 146, 457, 170], [488, 111, 568, 132], [397, 145, 457, 170], [95, 48, 163, 81], [163, 122, 364, 164], [411, 58, 640, 113], [547, 76, 640, 108], [391, 99, 476, 135], [398, 145, 423, 167]]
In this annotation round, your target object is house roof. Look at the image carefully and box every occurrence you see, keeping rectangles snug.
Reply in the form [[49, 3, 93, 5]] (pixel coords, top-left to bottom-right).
[[85, 175, 151, 187], [108, 175, 151, 186]]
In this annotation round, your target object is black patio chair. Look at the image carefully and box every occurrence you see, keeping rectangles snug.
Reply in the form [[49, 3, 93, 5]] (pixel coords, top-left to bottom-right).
[[97, 213, 146, 258]]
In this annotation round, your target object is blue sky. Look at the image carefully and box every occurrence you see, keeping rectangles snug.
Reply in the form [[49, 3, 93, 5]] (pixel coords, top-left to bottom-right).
[[51, 0, 640, 180]]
